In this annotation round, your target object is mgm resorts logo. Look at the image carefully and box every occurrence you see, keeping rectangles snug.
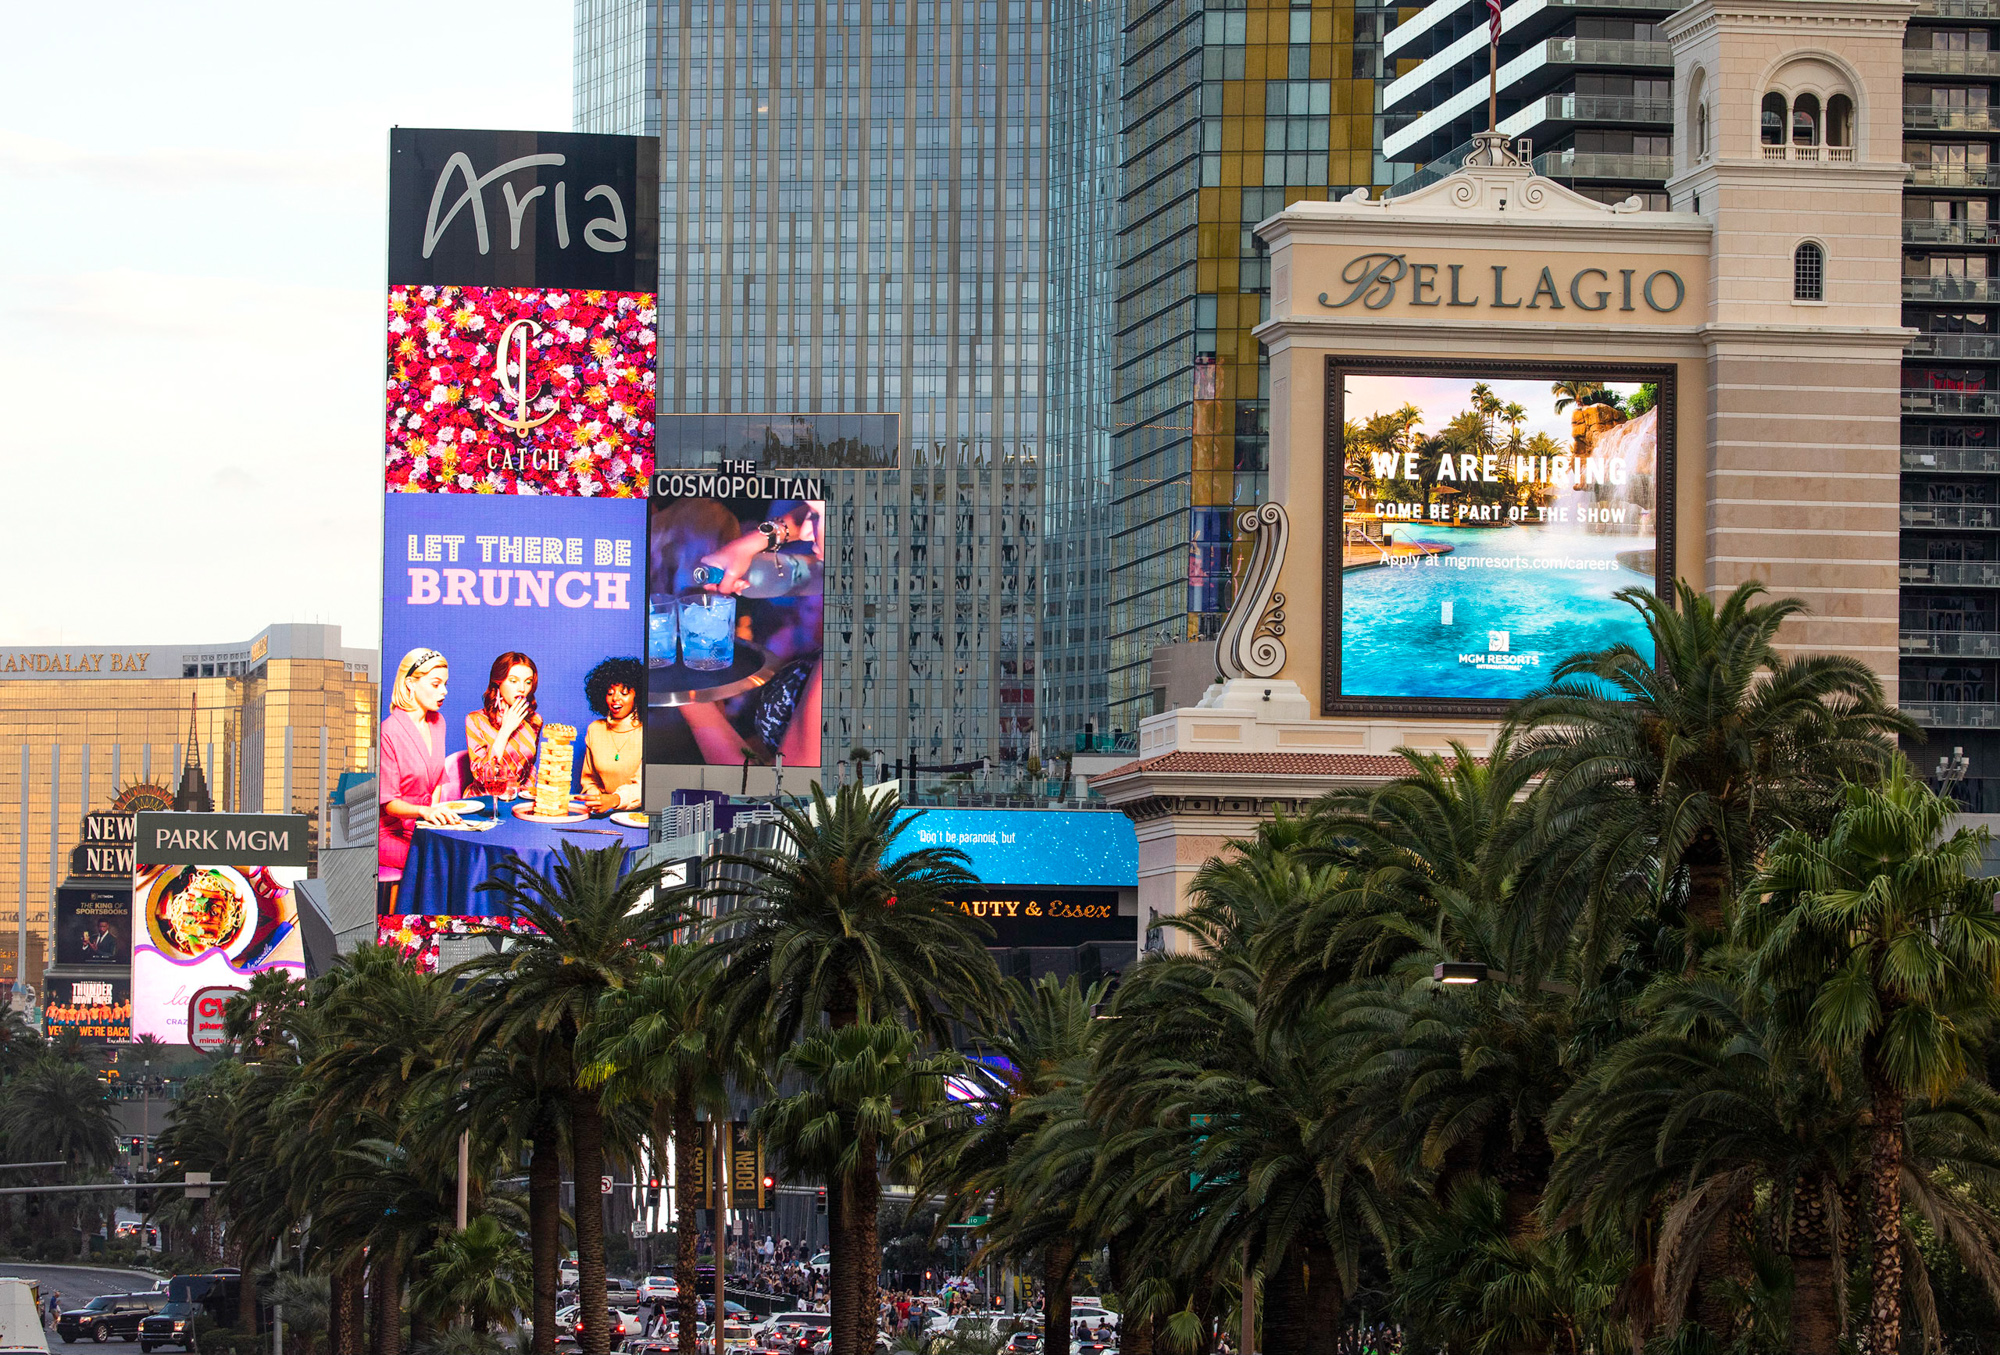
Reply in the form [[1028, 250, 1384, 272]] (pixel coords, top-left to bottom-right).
[[1321, 253, 1686, 313], [1459, 630, 1542, 672]]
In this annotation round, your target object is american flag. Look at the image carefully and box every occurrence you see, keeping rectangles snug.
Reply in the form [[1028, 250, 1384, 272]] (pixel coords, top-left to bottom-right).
[[1488, 0, 1502, 43]]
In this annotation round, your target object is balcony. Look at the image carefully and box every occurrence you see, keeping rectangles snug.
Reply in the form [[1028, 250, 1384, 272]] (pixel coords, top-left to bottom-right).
[[1907, 163, 2000, 187], [1906, 104, 1997, 131], [1902, 700, 2000, 728], [1905, 445, 2000, 473], [1543, 35, 1674, 66], [1903, 629, 2000, 655], [1534, 148, 1674, 180], [1904, 388, 2000, 414], [1906, 333, 2000, 359], [1903, 276, 2000, 302], [1516, 93, 1674, 126], [1913, 0, 2000, 16], [1904, 220, 2000, 246], [1904, 49, 2000, 76], [1903, 503, 2000, 528], [1761, 143, 1858, 162], [1902, 559, 2000, 585]]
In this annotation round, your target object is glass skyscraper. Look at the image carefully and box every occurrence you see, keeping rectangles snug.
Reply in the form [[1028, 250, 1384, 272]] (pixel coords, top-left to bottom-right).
[[1106, 0, 1390, 732], [582, 0, 1049, 769]]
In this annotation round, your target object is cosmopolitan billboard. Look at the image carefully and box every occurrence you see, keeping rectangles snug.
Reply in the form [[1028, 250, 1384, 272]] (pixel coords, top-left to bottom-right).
[[131, 813, 309, 1045], [379, 129, 657, 936], [1330, 363, 1671, 710], [881, 809, 1136, 950]]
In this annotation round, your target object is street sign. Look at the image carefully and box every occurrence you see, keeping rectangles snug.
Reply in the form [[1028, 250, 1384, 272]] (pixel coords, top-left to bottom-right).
[[185, 1172, 211, 1200], [600, 1175, 614, 1195]]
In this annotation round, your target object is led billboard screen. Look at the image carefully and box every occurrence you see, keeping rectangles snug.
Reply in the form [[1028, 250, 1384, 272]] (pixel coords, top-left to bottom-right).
[[131, 812, 309, 1044], [45, 976, 130, 1044], [378, 493, 647, 915], [54, 886, 131, 966], [1330, 363, 1671, 711], [378, 129, 658, 939], [647, 467, 826, 768]]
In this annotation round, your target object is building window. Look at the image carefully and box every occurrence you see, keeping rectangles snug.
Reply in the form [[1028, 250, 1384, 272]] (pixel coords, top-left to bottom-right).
[[1793, 92, 1821, 145], [1827, 93, 1854, 147], [1696, 102, 1709, 158], [1795, 241, 1826, 300], [1762, 92, 1788, 145]]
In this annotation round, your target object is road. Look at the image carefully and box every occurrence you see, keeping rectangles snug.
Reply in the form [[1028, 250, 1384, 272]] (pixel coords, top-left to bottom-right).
[[0, 1262, 162, 1325]]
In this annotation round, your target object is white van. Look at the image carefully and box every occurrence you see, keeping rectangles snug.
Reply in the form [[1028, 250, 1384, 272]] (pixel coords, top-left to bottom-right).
[[0, 1278, 50, 1355]]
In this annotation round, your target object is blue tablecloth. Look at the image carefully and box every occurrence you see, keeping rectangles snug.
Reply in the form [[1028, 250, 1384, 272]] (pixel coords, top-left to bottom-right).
[[401, 798, 650, 916]]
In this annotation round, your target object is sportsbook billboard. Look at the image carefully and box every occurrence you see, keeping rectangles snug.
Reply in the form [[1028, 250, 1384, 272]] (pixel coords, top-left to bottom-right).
[[378, 130, 657, 939], [1331, 363, 1670, 712], [131, 813, 310, 1045]]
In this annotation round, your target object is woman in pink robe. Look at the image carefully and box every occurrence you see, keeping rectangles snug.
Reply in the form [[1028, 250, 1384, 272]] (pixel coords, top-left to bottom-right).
[[378, 647, 464, 909]]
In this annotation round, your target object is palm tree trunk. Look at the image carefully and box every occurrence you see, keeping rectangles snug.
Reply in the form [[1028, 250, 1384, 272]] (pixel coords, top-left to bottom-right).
[[1264, 1246, 1307, 1355], [1787, 1178, 1839, 1355], [672, 1091, 701, 1355], [334, 1259, 366, 1355], [239, 1238, 260, 1332], [369, 1255, 402, 1355], [837, 1133, 880, 1355], [826, 1165, 853, 1355], [1683, 830, 1729, 956], [1866, 1071, 1906, 1355], [530, 1123, 563, 1355], [570, 1089, 612, 1355], [1297, 1238, 1344, 1355], [1043, 1237, 1076, 1355]]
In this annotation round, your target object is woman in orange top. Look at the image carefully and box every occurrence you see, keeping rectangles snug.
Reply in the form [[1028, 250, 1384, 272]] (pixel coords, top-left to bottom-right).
[[465, 651, 543, 798]]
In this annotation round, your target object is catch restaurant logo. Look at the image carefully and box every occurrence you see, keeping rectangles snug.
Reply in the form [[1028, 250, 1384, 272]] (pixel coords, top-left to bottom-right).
[[1321, 253, 1685, 314], [492, 319, 557, 433]]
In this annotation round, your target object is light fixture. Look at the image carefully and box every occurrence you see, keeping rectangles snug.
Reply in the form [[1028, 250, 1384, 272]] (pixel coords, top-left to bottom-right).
[[1433, 961, 1488, 985]]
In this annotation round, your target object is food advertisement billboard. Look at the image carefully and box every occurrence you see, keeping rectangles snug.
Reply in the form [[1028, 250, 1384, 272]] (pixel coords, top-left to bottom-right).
[[1330, 362, 1671, 712], [378, 130, 659, 943], [647, 467, 825, 768], [131, 813, 309, 1045], [54, 886, 131, 966], [44, 976, 130, 1044], [377, 493, 647, 916]]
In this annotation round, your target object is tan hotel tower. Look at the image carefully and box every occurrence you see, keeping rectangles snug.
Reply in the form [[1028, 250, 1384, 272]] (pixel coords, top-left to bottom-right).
[[1096, 0, 1914, 946]]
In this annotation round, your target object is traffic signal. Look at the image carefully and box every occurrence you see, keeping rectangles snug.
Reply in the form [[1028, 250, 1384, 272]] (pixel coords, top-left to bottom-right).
[[814, 1187, 826, 1216], [133, 1188, 154, 1214], [760, 1173, 777, 1211]]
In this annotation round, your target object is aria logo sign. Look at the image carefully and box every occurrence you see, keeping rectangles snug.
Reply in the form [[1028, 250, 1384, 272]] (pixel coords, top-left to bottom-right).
[[389, 128, 658, 292], [421, 151, 630, 260]]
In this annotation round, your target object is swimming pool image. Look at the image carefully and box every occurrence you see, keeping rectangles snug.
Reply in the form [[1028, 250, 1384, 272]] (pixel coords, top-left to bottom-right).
[[1339, 525, 1656, 701]]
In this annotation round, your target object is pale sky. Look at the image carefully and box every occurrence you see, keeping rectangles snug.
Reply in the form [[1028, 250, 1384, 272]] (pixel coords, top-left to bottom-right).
[[0, 1, 573, 650]]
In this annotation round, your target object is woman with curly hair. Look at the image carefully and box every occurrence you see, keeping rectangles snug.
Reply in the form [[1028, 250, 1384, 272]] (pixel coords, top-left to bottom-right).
[[580, 656, 645, 813]]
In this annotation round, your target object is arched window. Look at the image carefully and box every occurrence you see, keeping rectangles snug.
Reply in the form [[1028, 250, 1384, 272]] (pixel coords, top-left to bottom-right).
[[1762, 92, 1788, 145], [1794, 241, 1825, 300], [1827, 93, 1854, 147], [1793, 92, 1821, 145], [1696, 102, 1710, 158]]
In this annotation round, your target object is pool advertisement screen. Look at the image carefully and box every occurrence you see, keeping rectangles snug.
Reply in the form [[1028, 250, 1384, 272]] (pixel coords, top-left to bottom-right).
[[1332, 363, 1670, 709]]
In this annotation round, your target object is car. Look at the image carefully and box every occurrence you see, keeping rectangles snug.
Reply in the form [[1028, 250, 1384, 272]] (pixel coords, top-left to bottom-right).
[[559, 1262, 580, 1287], [57, 1295, 163, 1345], [806, 1253, 830, 1275], [636, 1277, 677, 1303], [1004, 1334, 1042, 1354], [1068, 1307, 1119, 1333]]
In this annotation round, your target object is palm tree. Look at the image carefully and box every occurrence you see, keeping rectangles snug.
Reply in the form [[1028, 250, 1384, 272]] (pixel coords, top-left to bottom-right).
[[758, 1020, 958, 1355], [451, 844, 684, 1355], [412, 1214, 532, 1333], [1512, 580, 1912, 969], [699, 783, 1006, 1044], [578, 944, 758, 1355], [913, 976, 1104, 1355], [1550, 380, 1604, 413], [1741, 767, 2000, 1355], [1, 1050, 120, 1257]]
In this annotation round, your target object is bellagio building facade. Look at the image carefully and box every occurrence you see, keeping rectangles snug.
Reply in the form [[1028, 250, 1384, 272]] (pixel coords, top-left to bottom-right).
[[0, 623, 375, 994]]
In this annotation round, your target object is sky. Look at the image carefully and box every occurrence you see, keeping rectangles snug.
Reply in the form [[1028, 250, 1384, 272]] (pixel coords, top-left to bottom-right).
[[1344, 376, 1646, 449], [0, 1, 573, 651]]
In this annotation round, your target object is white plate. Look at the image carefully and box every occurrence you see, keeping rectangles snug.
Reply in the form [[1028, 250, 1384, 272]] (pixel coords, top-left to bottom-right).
[[609, 810, 649, 829]]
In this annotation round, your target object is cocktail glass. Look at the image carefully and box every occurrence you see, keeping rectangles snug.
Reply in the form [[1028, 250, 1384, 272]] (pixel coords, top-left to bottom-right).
[[648, 594, 680, 666], [679, 593, 737, 671]]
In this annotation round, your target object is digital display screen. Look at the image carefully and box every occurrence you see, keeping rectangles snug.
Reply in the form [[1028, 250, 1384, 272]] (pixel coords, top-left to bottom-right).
[[45, 976, 130, 1044], [1334, 367, 1667, 706], [647, 468, 826, 768], [131, 862, 305, 1043], [54, 886, 132, 966]]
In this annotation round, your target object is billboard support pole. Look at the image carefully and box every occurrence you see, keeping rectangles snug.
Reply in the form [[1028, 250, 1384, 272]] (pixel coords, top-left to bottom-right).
[[12, 745, 24, 1006], [456, 1131, 469, 1230]]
